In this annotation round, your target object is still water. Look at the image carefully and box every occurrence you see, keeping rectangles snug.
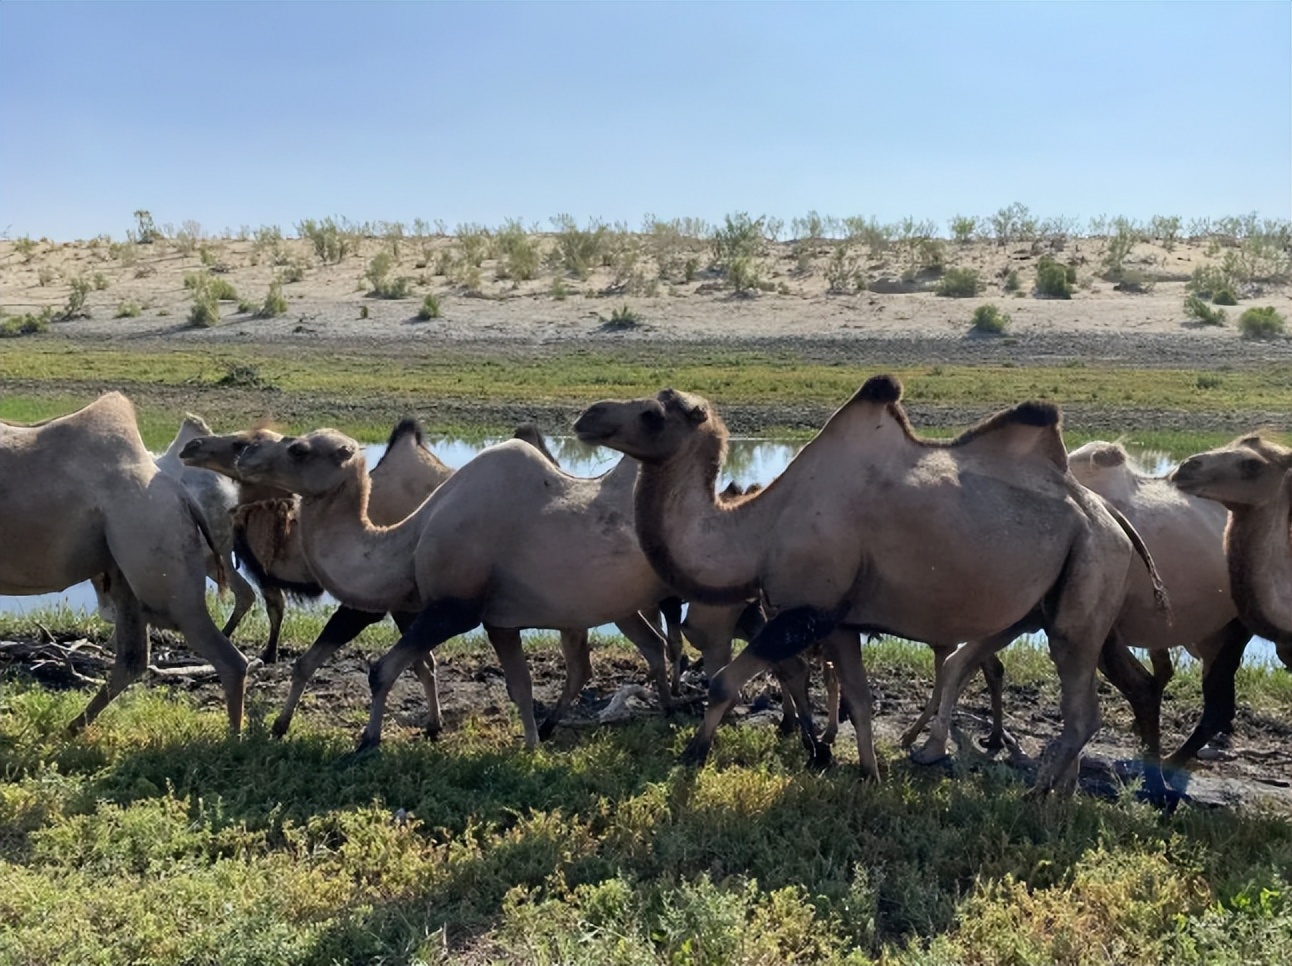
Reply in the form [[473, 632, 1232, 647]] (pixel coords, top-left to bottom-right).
[[1, 437, 1279, 666]]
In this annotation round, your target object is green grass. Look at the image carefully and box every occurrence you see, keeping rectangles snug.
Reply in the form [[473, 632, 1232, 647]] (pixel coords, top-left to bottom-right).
[[1, 611, 1289, 965]]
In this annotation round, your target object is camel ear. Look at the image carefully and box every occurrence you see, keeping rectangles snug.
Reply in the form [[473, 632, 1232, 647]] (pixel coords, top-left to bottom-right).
[[331, 443, 356, 465], [684, 401, 708, 425], [287, 438, 310, 460], [1092, 446, 1125, 468]]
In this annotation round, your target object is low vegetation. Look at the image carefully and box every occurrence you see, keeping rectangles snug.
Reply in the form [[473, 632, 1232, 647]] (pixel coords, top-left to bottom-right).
[[935, 267, 983, 298], [1184, 295, 1227, 327], [970, 303, 1010, 334], [1034, 256, 1075, 299], [1237, 306, 1287, 341], [0, 609, 1288, 966], [417, 293, 442, 320]]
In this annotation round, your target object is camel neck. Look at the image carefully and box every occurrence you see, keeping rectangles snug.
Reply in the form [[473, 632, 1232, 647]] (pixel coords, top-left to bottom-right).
[[1226, 479, 1292, 643], [297, 470, 421, 612], [633, 430, 761, 605]]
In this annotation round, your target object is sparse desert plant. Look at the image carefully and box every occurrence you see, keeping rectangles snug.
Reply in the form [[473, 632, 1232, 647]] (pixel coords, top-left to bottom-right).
[[1003, 268, 1021, 293], [494, 219, 541, 281], [60, 276, 92, 319], [791, 210, 827, 240], [188, 291, 220, 328], [91, 272, 110, 291], [296, 217, 353, 264], [364, 251, 413, 298], [433, 249, 454, 277], [550, 277, 569, 300], [1099, 219, 1143, 280], [253, 224, 284, 261], [726, 254, 763, 296], [174, 220, 203, 254], [1184, 295, 1227, 326], [1034, 256, 1073, 298], [971, 303, 1010, 334], [1187, 264, 1240, 304], [257, 281, 288, 318], [130, 209, 161, 244], [824, 244, 861, 294], [550, 214, 607, 278], [0, 309, 52, 337], [1113, 269, 1155, 294], [455, 223, 491, 268], [208, 277, 238, 301], [989, 202, 1035, 245], [236, 299, 256, 314], [417, 293, 442, 320], [1149, 214, 1182, 251], [114, 301, 142, 318], [949, 215, 978, 243], [711, 212, 766, 271], [382, 220, 405, 258], [359, 304, 369, 320], [15, 236, 37, 261], [37, 265, 56, 286], [935, 267, 983, 297], [600, 303, 642, 329], [1237, 305, 1286, 340]]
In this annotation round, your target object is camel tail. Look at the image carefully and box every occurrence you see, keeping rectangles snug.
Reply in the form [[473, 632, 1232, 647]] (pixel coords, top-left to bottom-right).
[[1105, 501, 1171, 620], [184, 493, 228, 594]]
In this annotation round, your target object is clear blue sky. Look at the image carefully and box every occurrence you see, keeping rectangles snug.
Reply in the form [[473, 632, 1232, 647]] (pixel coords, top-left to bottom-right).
[[2, 1, 1289, 241]]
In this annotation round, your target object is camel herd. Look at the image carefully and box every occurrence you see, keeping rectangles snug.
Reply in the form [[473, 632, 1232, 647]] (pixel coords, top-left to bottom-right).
[[1, 383, 1289, 797]]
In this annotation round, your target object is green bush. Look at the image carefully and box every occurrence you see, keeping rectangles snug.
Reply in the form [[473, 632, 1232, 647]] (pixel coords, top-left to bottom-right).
[[494, 219, 541, 281], [417, 294, 441, 320], [207, 277, 237, 301], [726, 255, 763, 296], [114, 301, 142, 318], [1237, 306, 1286, 340], [935, 267, 983, 298], [0, 309, 51, 337], [1184, 295, 1226, 326], [550, 215, 608, 279], [600, 303, 642, 329], [970, 304, 1010, 334], [1003, 269, 1021, 293], [1034, 257, 1073, 298], [1187, 264, 1240, 304], [256, 281, 288, 318], [365, 251, 413, 298], [711, 212, 766, 272], [60, 277, 92, 319], [949, 215, 978, 243], [296, 217, 353, 264], [187, 294, 220, 328]]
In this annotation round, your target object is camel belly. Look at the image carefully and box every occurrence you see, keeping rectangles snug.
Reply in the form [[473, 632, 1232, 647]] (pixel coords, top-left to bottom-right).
[[481, 557, 664, 629]]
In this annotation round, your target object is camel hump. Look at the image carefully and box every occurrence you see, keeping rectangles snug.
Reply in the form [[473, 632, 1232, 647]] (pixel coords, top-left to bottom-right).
[[1069, 440, 1129, 470], [385, 417, 426, 450], [850, 374, 903, 406], [954, 400, 1067, 469]]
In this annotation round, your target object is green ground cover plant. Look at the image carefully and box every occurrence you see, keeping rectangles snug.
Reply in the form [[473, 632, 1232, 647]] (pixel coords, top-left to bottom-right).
[[0, 609, 1288, 966], [935, 267, 982, 298], [970, 304, 1010, 334], [1237, 306, 1287, 340]]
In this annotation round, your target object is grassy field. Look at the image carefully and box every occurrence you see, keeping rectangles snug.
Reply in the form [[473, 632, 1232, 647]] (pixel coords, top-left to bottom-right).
[[1, 607, 1290, 965]]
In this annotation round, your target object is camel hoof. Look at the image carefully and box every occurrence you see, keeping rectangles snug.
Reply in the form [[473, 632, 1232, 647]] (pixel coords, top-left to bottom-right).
[[343, 734, 381, 763], [979, 731, 1007, 752], [776, 717, 796, 737], [537, 717, 558, 742], [909, 745, 951, 767], [270, 717, 291, 739], [423, 723, 442, 742], [678, 738, 711, 767], [820, 729, 839, 746], [806, 743, 833, 771], [259, 647, 280, 665], [898, 727, 921, 749]]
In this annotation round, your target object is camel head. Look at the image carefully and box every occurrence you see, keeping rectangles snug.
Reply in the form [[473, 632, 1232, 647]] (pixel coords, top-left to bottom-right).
[[181, 428, 285, 480], [574, 388, 724, 464], [234, 428, 364, 497], [1172, 435, 1292, 509]]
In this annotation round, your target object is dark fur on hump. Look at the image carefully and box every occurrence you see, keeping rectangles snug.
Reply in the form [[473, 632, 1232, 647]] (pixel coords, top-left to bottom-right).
[[373, 417, 426, 472]]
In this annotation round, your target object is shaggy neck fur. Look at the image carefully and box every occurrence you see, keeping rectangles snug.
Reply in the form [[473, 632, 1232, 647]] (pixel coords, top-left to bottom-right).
[[633, 413, 761, 605], [1224, 475, 1292, 652]]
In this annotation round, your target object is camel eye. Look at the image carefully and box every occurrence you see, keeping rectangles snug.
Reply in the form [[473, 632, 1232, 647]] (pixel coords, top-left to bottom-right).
[[287, 440, 309, 460], [1240, 458, 1264, 478], [640, 409, 665, 433]]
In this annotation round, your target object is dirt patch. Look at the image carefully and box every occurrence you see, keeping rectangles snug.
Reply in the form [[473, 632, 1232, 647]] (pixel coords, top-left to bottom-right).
[[6, 632, 1288, 811]]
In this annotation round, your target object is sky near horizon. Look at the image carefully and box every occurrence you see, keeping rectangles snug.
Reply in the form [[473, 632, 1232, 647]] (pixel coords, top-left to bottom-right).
[[1, 1, 1289, 242]]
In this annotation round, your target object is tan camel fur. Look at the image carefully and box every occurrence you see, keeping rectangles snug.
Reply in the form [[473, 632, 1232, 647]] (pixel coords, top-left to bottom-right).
[[1173, 435, 1292, 669], [0, 393, 248, 731], [910, 440, 1249, 770], [574, 377, 1168, 792], [229, 429, 692, 753]]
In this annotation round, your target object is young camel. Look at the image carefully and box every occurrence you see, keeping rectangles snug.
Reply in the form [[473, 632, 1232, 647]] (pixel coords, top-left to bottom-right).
[[908, 440, 1251, 772], [0, 393, 248, 732], [229, 429, 722, 754], [574, 377, 1167, 793], [1173, 434, 1292, 669]]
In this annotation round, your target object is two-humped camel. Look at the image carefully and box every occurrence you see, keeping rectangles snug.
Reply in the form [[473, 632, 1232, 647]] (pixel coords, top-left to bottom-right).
[[0, 393, 248, 731], [907, 440, 1249, 772], [574, 376, 1167, 792], [101, 414, 260, 641], [1173, 434, 1292, 669], [228, 428, 714, 753]]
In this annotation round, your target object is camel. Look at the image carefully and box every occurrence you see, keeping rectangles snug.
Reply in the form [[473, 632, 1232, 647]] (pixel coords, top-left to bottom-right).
[[573, 377, 1167, 792], [0, 393, 248, 731], [227, 427, 727, 754], [907, 440, 1251, 773], [93, 413, 260, 642], [1173, 434, 1292, 669]]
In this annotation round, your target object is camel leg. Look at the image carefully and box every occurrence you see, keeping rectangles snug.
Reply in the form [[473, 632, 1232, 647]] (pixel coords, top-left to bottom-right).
[[979, 652, 1008, 750], [681, 606, 835, 767], [1167, 621, 1249, 767], [272, 606, 387, 737], [769, 654, 827, 764], [389, 610, 442, 740], [913, 632, 1015, 765], [659, 596, 686, 692], [820, 653, 842, 746], [538, 629, 592, 741], [1098, 637, 1164, 758], [615, 612, 673, 712], [259, 584, 287, 664], [358, 597, 482, 753], [483, 625, 539, 748], [901, 644, 954, 748], [67, 570, 149, 734], [219, 557, 258, 641], [825, 630, 879, 779]]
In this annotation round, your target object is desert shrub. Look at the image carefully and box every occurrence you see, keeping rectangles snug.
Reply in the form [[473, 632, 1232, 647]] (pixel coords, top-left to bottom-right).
[[432, 249, 454, 277], [550, 214, 607, 278], [359, 304, 369, 320], [726, 255, 763, 296], [296, 217, 353, 264], [494, 219, 541, 281], [1187, 265, 1240, 305], [1237, 306, 1286, 340], [253, 225, 284, 262], [174, 220, 202, 254], [1149, 214, 1182, 250], [1100, 220, 1141, 280], [60, 277, 92, 319], [1034, 256, 1073, 298], [825, 244, 861, 294], [1003, 268, 1021, 293], [256, 281, 288, 318], [550, 278, 569, 300], [600, 303, 642, 329], [1183, 295, 1226, 326], [188, 293, 220, 328], [989, 202, 1036, 245], [37, 265, 56, 286], [1113, 269, 1155, 294], [455, 223, 491, 268], [935, 267, 983, 297], [0, 309, 52, 337], [130, 209, 161, 244], [114, 301, 142, 318], [970, 303, 1010, 334], [417, 294, 441, 320], [280, 259, 307, 283], [949, 215, 978, 243], [208, 278, 237, 301], [711, 212, 766, 271], [91, 272, 110, 291], [382, 220, 405, 258], [365, 251, 412, 298], [15, 236, 37, 261]]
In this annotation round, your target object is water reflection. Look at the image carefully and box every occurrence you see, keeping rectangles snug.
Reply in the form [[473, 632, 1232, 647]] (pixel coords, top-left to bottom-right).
[[0, 437, 1278, 667]]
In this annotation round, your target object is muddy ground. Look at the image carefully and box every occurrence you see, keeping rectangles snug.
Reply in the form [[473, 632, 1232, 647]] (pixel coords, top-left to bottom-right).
[[6, 629, 1289, 812]]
